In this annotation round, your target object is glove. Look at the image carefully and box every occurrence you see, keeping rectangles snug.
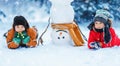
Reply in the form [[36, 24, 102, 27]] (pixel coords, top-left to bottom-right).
[[13, 31, 30, 44], [12, 38, 21, 44], [22, 36, 30, 44], [90, 42, 101, 50]]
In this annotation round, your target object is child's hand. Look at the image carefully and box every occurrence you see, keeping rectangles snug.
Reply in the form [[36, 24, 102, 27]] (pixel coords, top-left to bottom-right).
[[13, 38, 21, 44], [22, 36, 30, 44], [90, 42, 101, 50]]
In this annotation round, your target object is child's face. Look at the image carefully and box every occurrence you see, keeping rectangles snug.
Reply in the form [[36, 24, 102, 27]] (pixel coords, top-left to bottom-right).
[[94, 21, 105, 29], [15, 25, 25, 32]]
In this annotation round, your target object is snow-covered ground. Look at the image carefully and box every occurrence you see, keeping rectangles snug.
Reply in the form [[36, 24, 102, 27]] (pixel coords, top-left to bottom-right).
[[0, 0, 120, 66], [0, 22, 120, 66]]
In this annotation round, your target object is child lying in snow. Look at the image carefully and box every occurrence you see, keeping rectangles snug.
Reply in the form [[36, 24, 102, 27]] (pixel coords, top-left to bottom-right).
[[6, 16, 37, 49], [87, 9, 120, 50]]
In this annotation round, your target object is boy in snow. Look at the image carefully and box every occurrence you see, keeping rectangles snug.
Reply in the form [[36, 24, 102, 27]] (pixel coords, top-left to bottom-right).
[[87, 9, 120, 50], [6, 16, 37, 49]]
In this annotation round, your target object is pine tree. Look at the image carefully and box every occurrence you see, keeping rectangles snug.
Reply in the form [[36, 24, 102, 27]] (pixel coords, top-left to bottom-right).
[[71, 0, 120, 23]]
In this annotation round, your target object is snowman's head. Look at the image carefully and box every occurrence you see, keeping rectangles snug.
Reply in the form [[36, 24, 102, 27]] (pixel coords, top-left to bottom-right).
[[51, 29, 73, 46]]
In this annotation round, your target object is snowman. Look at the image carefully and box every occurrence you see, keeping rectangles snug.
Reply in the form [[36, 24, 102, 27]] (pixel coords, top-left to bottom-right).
[[50, 0, 84, 46]]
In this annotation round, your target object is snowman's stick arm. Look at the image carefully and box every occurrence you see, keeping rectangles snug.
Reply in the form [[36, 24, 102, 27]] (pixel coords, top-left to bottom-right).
[[38, 17, 51, 45]]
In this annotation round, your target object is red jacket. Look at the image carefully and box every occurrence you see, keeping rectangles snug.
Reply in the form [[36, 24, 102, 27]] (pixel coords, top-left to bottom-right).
[[88, 28, 120, 49]]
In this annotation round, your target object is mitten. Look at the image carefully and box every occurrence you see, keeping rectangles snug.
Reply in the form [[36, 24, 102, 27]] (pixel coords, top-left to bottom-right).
[[12, 38, 21, 44], [12, 32, 21, 44], [90, 42, 101, 50], [22, 36, 30, 44]]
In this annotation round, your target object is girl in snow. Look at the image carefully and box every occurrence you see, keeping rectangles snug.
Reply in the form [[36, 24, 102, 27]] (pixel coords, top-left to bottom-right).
[[6, 16, 37, 49], [87, 9, 120, 50]]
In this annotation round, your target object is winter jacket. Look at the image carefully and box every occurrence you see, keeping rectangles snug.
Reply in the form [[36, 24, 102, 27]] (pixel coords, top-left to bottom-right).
[[88, 27, 120, 49], [6, 28, 37, 48]]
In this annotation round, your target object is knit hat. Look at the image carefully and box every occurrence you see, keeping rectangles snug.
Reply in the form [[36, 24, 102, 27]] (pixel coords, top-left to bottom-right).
[[88, 16, 110, 30], [88, 9, 112, 44], [13, 16, 29, 31], [95, 9, 114, 22], [94, 16, 110, 28]]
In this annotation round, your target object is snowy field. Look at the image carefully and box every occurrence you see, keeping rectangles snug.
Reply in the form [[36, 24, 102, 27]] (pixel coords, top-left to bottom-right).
[[0, 0, 120, 66], [0, 22, 120, 66]]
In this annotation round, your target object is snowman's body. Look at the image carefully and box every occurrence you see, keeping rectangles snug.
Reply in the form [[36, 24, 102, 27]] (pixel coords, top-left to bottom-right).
[[50, 0, 84, 46], [50, 0, 74, 23]]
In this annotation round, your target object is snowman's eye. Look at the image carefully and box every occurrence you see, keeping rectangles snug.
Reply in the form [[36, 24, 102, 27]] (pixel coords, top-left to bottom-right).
[[58, 37, 60, 39], [62, 36, 65, 39]]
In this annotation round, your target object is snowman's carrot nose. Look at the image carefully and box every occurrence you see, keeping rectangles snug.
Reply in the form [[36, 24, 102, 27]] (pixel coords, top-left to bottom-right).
[[59, 32, 62, 36]]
